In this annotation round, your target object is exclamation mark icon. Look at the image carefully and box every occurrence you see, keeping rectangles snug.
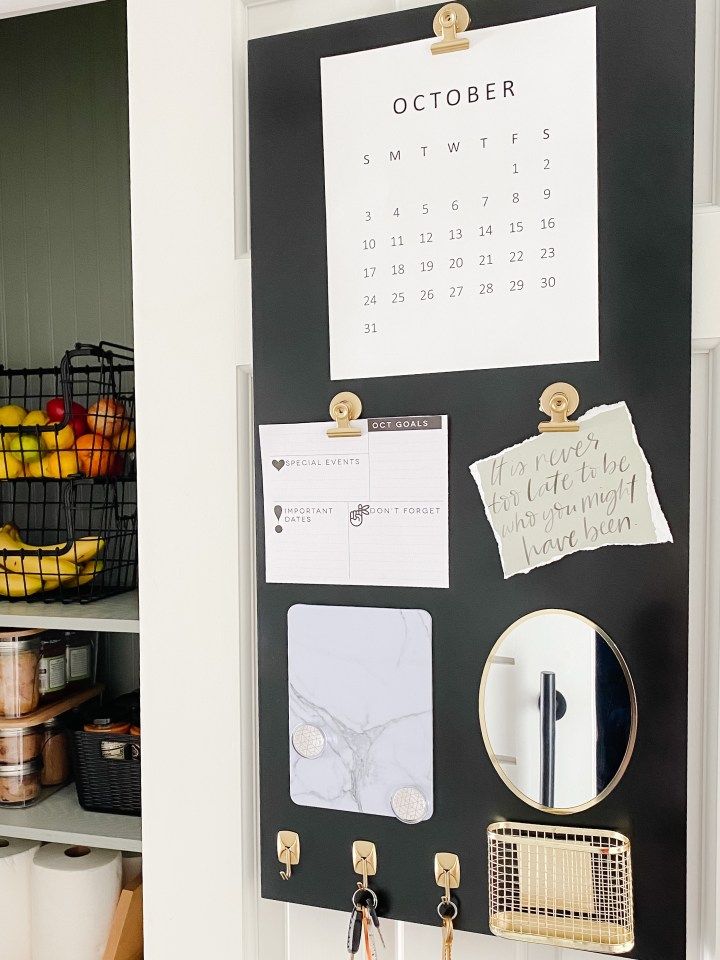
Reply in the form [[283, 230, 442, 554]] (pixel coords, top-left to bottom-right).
[[274, 505, 283, 533]]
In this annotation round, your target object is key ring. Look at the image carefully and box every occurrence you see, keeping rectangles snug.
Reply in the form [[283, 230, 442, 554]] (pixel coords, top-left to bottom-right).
[[353, 885, 379, 911], [437, 897, 458, 921]]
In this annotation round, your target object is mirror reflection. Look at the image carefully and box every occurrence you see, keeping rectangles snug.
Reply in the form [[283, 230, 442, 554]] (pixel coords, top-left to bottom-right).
[[479, 610, 636, 814]]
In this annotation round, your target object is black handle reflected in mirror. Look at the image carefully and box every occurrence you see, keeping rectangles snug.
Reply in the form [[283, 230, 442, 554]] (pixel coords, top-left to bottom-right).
[[479, 610, 637, 815], [539, 672, 568, 808]]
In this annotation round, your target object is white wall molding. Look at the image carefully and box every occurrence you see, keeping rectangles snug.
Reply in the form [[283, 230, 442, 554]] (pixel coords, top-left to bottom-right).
[[127, 1, 243, 957], [0, 0, 103, 18], [693, 206, 720, 341]]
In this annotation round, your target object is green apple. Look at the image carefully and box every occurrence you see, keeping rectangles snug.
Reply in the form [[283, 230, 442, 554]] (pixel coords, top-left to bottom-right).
[[9, 433, 42, 463]]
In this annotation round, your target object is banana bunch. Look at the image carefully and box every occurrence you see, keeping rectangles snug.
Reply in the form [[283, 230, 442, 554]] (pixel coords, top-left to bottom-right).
[[0, 523, 105, 597]]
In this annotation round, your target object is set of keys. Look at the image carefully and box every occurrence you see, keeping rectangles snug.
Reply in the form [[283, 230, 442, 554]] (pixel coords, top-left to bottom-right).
[[347, 885, 385, 959], [277, 837, 460, 959], [437, 893, 458, 960]]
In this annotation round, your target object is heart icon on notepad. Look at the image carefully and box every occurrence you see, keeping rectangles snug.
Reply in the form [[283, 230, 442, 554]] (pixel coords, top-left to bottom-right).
[[272, 459, 285, 471]]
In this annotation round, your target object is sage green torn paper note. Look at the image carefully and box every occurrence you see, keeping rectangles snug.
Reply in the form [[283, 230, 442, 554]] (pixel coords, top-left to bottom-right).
[[469, 403, 672, 578]]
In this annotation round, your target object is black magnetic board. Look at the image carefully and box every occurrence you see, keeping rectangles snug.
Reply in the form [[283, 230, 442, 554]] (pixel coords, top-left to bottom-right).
[[249, 3, 694, 957]]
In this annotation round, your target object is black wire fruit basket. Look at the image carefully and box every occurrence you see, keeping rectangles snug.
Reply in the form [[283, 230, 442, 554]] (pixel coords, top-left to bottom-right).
[[0, 341, 135, 482], [0, 478, 137, 603], [0, 343, 137, 603]]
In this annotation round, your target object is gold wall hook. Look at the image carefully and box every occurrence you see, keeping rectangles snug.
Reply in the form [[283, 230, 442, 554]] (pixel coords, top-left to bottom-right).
[[277, 830, 300, 880], [538, 382, 581, 433], [352, 840, 377, 888], [327, 391, 363, 437], [435, 852, 461, 897], [431, 3, 471, 55]]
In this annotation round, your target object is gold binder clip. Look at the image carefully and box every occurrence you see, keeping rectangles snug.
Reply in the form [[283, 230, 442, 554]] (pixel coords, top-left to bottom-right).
[[431, 3, 471, 55], [277, 830, 300, 880], [352, 840, 377, 888], [327, 391, 362, 438], [538, 382, 581, 434]]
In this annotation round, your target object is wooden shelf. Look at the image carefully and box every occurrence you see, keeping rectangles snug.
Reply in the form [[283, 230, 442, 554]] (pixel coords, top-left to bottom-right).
[[0, 590, 139, 633], [0, 683, 104, 729], [0, 784, 141, 852]]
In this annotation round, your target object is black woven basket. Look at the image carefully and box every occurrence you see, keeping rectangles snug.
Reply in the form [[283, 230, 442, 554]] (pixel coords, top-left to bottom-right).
[[71, 729, 141, 816]]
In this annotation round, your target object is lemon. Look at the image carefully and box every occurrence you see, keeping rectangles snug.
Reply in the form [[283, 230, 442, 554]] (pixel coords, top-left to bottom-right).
[[43, 450, 81, 479], [21, 410, 49, 428], [0, 405, 27, 428], [43, 421, 75, 451], [0, 455, 22, 480]]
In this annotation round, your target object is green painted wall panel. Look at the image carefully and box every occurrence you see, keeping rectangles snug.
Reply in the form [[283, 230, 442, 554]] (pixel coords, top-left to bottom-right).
[[0, 0, 132, 368]]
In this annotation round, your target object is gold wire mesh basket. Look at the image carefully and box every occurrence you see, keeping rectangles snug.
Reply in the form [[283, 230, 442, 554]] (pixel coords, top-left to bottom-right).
[[488, 822, 634, 954]]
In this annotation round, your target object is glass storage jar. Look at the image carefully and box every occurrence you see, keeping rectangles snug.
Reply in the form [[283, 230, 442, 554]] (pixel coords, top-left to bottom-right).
[[64, 633, 94, 689], [40, 717, 71, 787], [0, 631, 43, 718], [0, 757, 42, 806], [0, 725, 43, 765]]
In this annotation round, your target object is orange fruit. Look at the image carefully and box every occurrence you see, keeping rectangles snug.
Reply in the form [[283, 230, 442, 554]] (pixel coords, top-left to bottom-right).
[[76, 434, 113, 477]]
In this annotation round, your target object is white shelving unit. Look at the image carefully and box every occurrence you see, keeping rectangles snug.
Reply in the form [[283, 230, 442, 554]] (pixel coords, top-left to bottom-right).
[[0, 590, 141, 852], [0, 785, 141, 852], [0, 590, 139, 634]]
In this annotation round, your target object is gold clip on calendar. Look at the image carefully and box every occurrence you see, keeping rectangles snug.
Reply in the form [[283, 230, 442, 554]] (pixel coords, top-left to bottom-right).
[[431, 3, 471, 55]]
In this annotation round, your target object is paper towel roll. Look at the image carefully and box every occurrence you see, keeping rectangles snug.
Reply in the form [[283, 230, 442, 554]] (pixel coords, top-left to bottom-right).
[[31, 844, 122, 960], [121, 852, 142, 886], [0, 837, 40, 960]]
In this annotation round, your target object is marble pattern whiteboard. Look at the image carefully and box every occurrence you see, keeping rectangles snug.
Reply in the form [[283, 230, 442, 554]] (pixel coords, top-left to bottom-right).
[[288, 604, 433, 822]]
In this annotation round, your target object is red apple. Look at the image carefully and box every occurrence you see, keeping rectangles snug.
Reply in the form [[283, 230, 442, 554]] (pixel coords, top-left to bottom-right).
[[107, 454, 124, 478], [45, 397, 88, 437]]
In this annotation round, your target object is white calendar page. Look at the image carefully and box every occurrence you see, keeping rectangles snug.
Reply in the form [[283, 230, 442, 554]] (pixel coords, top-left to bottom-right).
[[321, 8, 598, 380]]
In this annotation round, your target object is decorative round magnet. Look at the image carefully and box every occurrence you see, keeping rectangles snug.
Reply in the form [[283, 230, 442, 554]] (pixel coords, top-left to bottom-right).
[[390, 785, 428, 824], [291, 723, 326, 759]]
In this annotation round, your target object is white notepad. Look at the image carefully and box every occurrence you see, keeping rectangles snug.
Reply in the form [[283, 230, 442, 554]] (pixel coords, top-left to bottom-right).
[[259, 414, 449, 587]]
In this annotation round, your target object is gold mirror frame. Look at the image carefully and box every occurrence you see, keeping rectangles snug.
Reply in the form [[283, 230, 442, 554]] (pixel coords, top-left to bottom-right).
[[478, 608, 638, 816]]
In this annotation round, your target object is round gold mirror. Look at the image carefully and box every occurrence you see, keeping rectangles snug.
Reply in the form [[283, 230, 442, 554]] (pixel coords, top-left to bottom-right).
[[479, 609, 637, 815]]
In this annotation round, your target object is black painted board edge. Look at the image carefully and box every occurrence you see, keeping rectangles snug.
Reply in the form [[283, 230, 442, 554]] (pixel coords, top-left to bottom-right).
[[249, 2, 694, 957]]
